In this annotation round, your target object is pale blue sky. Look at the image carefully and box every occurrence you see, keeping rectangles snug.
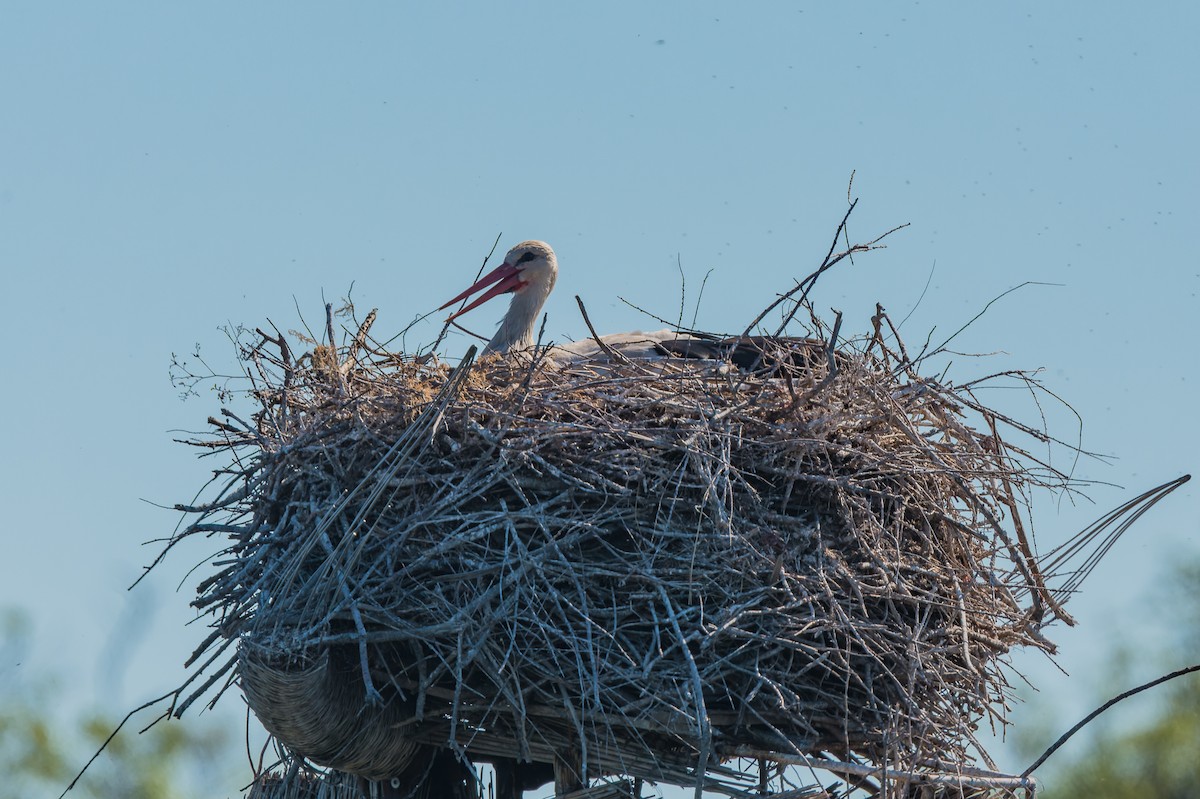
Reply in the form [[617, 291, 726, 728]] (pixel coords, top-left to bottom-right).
[[1, 2, 1196, 794]]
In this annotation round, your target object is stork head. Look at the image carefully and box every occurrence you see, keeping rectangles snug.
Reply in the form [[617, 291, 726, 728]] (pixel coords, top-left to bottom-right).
[[439, 240, 558, 322]]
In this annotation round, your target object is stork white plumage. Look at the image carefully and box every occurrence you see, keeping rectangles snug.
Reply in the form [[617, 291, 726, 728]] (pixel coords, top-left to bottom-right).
[[439, 240, 822, 371], [439, 240, 693, 362], [439, 240, 559, 355]]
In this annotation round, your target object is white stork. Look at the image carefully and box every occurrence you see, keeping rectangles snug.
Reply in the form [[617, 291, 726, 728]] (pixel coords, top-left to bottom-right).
[[439, 240, 560, 355], [439, 239, 825, 369], [439, 240, 699, 363]]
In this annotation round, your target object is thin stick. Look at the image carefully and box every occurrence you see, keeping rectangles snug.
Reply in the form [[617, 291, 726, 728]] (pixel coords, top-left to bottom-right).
[[740, 200, 859, 338], [341, 308, 377, 375], [575, 295, 631, 364], [58, 692, 180, 798], [1021, 663, 1200, 777], [430, 233, 504, 354], [912, 281, 1060, 365], [734, 747, 1034, 791]]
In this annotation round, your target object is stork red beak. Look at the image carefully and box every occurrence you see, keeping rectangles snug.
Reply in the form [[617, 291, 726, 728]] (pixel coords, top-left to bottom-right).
[[439, 262, 524, 320]]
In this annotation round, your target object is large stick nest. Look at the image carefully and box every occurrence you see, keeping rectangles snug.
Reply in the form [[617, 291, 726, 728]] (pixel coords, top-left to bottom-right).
[[160, 204, 1099, 797], [170, 290, 1070, 795]]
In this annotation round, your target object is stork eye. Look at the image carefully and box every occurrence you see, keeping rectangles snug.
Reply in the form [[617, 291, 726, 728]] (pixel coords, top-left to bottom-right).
[[515, 251, 537, 265]]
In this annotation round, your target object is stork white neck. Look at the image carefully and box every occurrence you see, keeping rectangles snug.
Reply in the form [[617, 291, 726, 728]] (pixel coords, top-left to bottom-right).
[[439, 240, 558, 355]]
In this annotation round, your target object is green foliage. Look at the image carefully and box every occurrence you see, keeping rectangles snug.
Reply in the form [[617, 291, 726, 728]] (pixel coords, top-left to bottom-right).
[[1035, 674, 1200, 799], [0, 609, 240, 799], [0, 702, 70, 784], [1026, 561, 1200, 799], [0, 688, 237, 799]]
